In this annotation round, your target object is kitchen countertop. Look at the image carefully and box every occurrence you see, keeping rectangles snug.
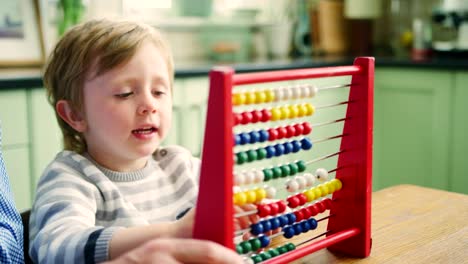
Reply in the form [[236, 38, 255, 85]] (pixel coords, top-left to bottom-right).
[[1, 55, 467, 90]]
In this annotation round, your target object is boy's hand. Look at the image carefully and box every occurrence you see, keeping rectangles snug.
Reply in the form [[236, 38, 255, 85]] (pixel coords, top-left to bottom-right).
[[172, 208, 195, 238]]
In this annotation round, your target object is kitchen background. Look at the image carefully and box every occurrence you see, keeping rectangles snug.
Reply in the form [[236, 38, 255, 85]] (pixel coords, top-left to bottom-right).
[[0, 0, 467, 211]]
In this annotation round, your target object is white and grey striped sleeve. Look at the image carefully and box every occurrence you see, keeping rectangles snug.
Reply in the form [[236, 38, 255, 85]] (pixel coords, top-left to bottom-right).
[[29, 165, 120, 264]]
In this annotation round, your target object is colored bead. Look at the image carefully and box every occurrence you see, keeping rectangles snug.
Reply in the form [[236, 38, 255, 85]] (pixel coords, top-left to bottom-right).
[[240, 241, 252, 253], [260, 220, 272, 232], [295, 176, 306, 189], [288, 105, 299, 118], [265, 186, 277, 198], [247, 149, 258, 162], [283, 87, 293, 100], [273, 88, 284, 101], [234, 134, 240, 145], [298, 104, 308, 117], [291, 140, 301, 153], [278, 215, 289, 227], [258, 235, 271, 247], [300, 138, 313, 150], [241, 112, 253, 124], [293, 123, 304, 136], [308, 218, 318, 229], [272, 166, 282, 179], [262, 168, 273, 181], [286, 125, 296, 138], [316, 168, 329, 182], [274, 144, 285, 156], [297, 193, 308, 205], [288, 163, 299, 175], [277, 200, 287, 213], [277, 126, 287, 139], [323, 198, 333, 209], [286, 243, 296, 251], [318, 184, 329, 196], [253, 170, 264, 183], [317, 200, 327, 213], [259, 130, 269, 142], [296, 160, 307, 172], [277, 245, 288, 254], [260, 109, 271, 122], [302, 122, 312, 134], [246, 190, 257, 203], [325, 181, 336, 193], [300, 85, 310, 98], [255, 188, 267, 202], [304, 103, 315, 116], [270, 108, 282, 121], [255, 91, 267, 103], [309, 85, 318, 97], [243, 171, 254, 184], [265, 89, 275, 102], [251, 110, 262, 123], [245, 92, 256, 104], [331, 178, 343, 190], [252, 255, 262, 264], [236, 244, 243, 254], [280, 164, 291, 177], [250, 222, 264, 236], [291, 85, 301, 99], [234, 172, 245, 186], [268, 248, 279, 257], [256, 148, 267, 160], [232, 93, 246, 106], [256, 204, 271, 218], [283, 142, 293, 154], [304, 173, 316, 186], [267, 128, 278, 141], [304, 189, 316, 202], [239, 133, 250, 145], [279, 106, 290, 119], [285, 179, 299, 192], [269, 202, 279, 215], [309, 204, 319, 216], [293, 223, 303, 235], [286, 213, 297, 224], [294, 210, 304, 222], [313, 187, 322, 198], [301, 220, 311, 232], [259, 252, 271, 261], [283, 226, 295, 239], [287, 196, 300, 208], [234, 192, 247, 205], [265, 146, 276, 158], [233, 113, 243, 125], [301, 207, 312, 219], [269, 217, 280, 230]]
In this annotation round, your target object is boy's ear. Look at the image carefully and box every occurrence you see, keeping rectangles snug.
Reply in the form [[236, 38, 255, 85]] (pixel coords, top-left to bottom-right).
[[56, 100, 87, 132]]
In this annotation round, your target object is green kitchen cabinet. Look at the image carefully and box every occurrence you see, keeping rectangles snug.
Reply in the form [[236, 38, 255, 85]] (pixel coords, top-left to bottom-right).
[[373, 68, 452, 192], [451, 71, 468, 194], [3, 148, 32, 211]]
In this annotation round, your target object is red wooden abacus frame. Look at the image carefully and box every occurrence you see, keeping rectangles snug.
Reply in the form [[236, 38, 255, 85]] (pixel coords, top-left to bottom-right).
[[194, 57, 374, 263]]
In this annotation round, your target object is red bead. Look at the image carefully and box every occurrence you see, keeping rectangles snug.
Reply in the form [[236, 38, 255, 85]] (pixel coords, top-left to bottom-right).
[[276, 200, 287, 213], [302, 122, 312, 135], [269, 202, 279, 215], [323, 198, 333, 210], [277, 127, 287, 139], [293, 123, 304, 136], [260, 109, 271, 122], [257, 204, 271, 217], [268, 128, 278, 141], [309, 204, 319, 216], [287, 196, 300, 208], [301, 207, 312, 219], [297, 193, 308, 206], [294, 210, 304, 222], [251, 110, 262, 123], [241, 112, 253, 124], [286, 125, 296, 138], [317, 201, 327, 213], [233, 113, 242, 125]]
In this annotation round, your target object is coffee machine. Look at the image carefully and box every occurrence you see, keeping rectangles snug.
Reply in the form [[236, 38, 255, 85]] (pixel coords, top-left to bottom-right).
[[431, 0, 468, 53]]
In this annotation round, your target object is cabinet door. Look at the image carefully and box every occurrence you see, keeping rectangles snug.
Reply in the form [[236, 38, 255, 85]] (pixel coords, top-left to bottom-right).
[[0, 90, 29, 145], [374, 69, 451, 191], [3, 148, 32, 211], [451, 71, 468, 194]]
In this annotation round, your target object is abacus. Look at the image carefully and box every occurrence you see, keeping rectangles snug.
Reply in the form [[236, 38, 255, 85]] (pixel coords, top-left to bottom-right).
[[194, 57, 374, 263]]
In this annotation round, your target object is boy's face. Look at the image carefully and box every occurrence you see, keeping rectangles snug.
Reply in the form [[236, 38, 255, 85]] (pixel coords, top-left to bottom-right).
[[81, 41, 172, 171]]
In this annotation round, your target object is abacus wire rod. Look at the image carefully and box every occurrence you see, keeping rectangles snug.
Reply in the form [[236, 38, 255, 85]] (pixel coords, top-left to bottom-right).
[[312, 118, 347, 128], [305, 151, 344, 165], [313, 134, 346, 144], [315, 101, 349, 110], [317, 83, 351, 91]]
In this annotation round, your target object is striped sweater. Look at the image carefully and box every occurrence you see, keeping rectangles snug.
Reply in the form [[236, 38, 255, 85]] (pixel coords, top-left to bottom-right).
[[29, 146, 200, 264]]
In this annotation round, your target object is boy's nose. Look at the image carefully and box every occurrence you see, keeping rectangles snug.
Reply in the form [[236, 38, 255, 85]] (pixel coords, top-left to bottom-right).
[[137, 96, 157, 115]]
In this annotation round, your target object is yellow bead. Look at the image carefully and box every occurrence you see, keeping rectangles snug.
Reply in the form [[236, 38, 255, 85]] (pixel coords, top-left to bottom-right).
[[255, 91, 267, 104], [245, 92, 256, 104], [232, 93, 246, 106], [332, 179, 343, 190], [325, 181, 336, 193], [255, 188, 267, 202], [265, 89, 275, 102], [318, 184, 329, 196], [305, 103, 315, 116], [234, 192, 247, 206], [280, 106, 290, 119], [288, 105, 299, 118], [297, 104, 308, 117], [271, 108, 282, 121], [246, 190, 257, 204], [304, 189, 316, 202], [313, 187, 322, 198]]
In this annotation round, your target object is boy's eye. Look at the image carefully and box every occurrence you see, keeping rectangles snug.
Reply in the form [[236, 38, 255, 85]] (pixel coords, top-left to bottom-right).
[[115, 92, 133, 98], [153, 90, 166, 96]]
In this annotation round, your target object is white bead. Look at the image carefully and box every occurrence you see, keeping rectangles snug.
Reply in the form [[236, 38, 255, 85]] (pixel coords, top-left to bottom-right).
[[274, 88, 284, 101], [234, 172, 245, 186], [283, 87, 293, 100], [233, 186, 241, 193], [253, 170, 264, 183], [309, 85, 318, 98], [303, 173, 316, 187], [291, 85, 301, 99], [244, 171, 255, 185], [300, 85, 310, 98], [265, 186, 277, 198], [315, 168, 329, 182], [285, 179, 299, 192], [295, 176, 307, 189]]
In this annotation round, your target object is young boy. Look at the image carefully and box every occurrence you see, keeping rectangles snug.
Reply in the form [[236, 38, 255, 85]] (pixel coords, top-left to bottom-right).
[[29, 19, 221, 263]]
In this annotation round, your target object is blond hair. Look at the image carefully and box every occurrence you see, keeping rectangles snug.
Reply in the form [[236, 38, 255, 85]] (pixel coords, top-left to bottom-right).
[[43, 19, 174, 153]]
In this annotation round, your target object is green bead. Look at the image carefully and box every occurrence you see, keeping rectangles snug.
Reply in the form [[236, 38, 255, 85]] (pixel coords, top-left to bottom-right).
[[262, 168, 273, 181], [277, 246, 287, 254], [280, 165, 291, 177], [296, 160, 306, 172], [256, 148, 267, 160], [247, 149, 258, 162], [272, 167, 282, 179], [252, 255, 263, 263], [286, 243, 296, 251], [288, 163, 299, 175], [250, 238, 262, 251], [236, 244, 243, 254], [240, 241, 252, 253], [259, 252, 272, 261], [268, 248, 280, 257], [236, 152, 248, 165]]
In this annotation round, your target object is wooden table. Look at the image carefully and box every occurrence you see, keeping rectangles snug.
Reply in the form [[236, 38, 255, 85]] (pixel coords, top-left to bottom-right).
[[273, 184, 468, 263]]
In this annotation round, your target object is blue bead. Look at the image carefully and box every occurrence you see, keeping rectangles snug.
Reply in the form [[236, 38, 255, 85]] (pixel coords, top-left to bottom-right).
[[250, 222, 264, 236], [249, 131, 260, 144], [292, 140, 301, 152], [286, 213, 297, 225], [240, 133, 251, 145], [301, 220, 311, 233], [278, 215, 289, 227], [293, 223, 303, 235], [261, 220, 272, 232], [274, 144, 285, 156], [308, 218, 318, 229], [283, 142, 293, 154], [300, 138, 313, 150], [234, 134, 242, 146], [259, 130, 269, 142], [258, 235, 271, 248], [283, 226, 295, 239], [269, 217, 280, 230], [265, 146, 276, 158]]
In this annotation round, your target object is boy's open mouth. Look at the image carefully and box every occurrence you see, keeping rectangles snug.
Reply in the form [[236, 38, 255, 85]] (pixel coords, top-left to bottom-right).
[[132, 127, 157, 134]]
